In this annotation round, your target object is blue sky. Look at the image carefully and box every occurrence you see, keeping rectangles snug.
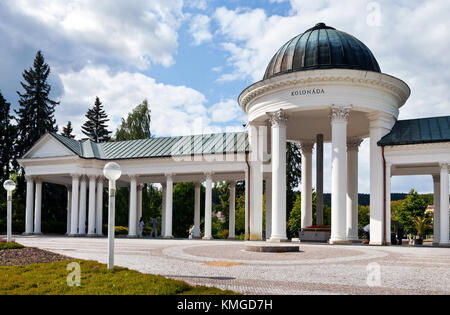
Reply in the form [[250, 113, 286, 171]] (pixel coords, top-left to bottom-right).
[[0, 0, 449, 193]]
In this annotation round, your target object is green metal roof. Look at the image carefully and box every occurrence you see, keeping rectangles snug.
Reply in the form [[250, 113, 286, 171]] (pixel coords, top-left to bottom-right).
[[48, 132, 249, 160], [378, 116, 450, 146]]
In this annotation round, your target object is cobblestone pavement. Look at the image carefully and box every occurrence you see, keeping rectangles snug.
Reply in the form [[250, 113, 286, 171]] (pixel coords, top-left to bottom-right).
[[11, 235, 450, 295]]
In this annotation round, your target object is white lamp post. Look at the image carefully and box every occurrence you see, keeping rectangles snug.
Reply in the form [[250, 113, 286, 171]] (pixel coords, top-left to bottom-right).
[[103, 162, 122, 270], [3, 180, 16, 243]]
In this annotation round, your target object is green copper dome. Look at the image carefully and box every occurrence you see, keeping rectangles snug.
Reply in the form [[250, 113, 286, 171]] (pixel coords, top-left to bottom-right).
[[264, 23, 381, 80]]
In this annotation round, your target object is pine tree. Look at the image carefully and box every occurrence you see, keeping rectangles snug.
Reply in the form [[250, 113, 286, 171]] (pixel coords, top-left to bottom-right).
[[15, 51, 59, 160], [0, 92, 17, 181], [81, 97, 112, 143], [61, 121, 75, 139]]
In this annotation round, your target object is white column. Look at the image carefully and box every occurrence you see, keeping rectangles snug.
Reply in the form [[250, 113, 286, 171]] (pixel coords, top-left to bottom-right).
[[96, 178, 104, 235], [330, 106, 350, 244], [316, 134, 324, 225], [87, 176, 96, 235], [161, 183, 167, 237], [164, 175, 173, 238], [346, 138, 363, 241], [203, 173, 213, 240], [300, 143, 314, 229], [70, 175, 80, 235], [267, 109, 288, 242], [137, 184, 143, 222], [229, 181, 236, 239], [34, 179, 43, 234], [368, 112, 396, 245], [248, 123, 264, 241], [25, 177, 34, 234], [128, 176, 138, 237], [265, 176, 272, 240], [439, 163, 449, 246], [385, 163, 392, 245], [194, 182, 201, 238], [78, 176, 87, 235], [66, 186, 72, 235], [433, 175, 440, 245]]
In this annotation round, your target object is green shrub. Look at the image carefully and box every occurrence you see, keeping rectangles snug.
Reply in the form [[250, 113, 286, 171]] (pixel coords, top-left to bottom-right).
[[0, 242, 24, 250], [115, 226, 129, 236]]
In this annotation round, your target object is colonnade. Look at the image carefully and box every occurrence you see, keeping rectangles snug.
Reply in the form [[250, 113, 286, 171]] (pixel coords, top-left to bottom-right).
[[24, 173, 239, 240]]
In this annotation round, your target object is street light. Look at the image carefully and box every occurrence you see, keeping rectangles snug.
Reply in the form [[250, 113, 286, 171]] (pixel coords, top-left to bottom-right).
[[3, 180, 16, 243], [103, 162, 122, 270]]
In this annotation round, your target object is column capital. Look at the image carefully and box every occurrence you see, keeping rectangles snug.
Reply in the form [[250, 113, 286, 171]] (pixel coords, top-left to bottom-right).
[[432, 174, 440, 182], [229, 181, 237, 188], [70, 173, 81, 180], [267, 109, 288, 127], [129, 174, 139, 181], [439, 162, 449, 170], [204, 172, 213, 180], [34, 178, 43, 184], [165, 173, 173, 180], [330, 105, 351, 123], [300, 142, 315, 153], [88, 175, 97, 181], [347, 137, 364, 151], [25, 175, 34, 182], [97, 176, 104, 184]]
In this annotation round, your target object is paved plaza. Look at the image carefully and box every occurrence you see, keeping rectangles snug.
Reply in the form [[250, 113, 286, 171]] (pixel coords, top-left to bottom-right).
[[11, 236, 450, 295]]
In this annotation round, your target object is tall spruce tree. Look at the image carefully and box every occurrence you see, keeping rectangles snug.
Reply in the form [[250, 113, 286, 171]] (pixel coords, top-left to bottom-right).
[[61, 121, 75, 139], [82, 97, 112, 143], [15, 51, 59, 161], [0, 92, 17, 181]]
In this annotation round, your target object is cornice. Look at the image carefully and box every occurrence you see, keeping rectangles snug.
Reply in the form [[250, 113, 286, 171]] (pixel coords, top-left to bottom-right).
[[239, 70, 410, 111]]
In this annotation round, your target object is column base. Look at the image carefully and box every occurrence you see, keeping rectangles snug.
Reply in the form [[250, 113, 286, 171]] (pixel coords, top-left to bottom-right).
[[228, 237, 236, 240], [87, 234, 99, 237], [439, 242, 450, 248], [22, 232, 34, 236], [163, 236, 174, 239], [329, 239, 352, 245], [33, 233, 43, 236], [202, 236, 214, 240], [267, 237, 289, 243], [127, 235, 138, 238]]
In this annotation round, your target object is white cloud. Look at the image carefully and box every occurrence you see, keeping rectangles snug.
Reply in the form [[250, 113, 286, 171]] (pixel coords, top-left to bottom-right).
[[189, 14, 213, 45], [58, 66, 210, 138], [186, 0, 208, 11], [3, 0, 184, 69], [209, 99, 246, 123]]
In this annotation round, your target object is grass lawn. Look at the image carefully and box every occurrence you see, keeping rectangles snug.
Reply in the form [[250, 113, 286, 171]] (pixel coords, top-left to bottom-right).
[[0, 259, 236, 295]]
